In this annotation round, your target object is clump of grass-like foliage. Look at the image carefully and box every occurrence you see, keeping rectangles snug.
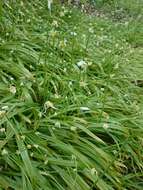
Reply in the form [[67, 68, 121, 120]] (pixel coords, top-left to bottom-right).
[[0, 0, 143, 189]]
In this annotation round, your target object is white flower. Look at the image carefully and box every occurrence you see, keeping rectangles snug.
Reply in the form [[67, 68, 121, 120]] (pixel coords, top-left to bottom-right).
[[70, 32, 77, 36], [124, 21, 129, 26], [33, 144, 39, 149], [110, 74, 115, 78], [21, 135, 25, 140], [115, 43, 119, 48], [20, 1, 24, 6], [10, 77, 14, 81], [54, 112, 57, 116], [70, 126, 77, 131], [71, 154, 76, 160], [52, 20, 58, 27], [16, 150, 20, 155], [44, 101, 56, 110], [2, 106, 9, 110], [0, 128, 6, 132], [103, 123, 109, 129], [20, 82, 24, 86], [30, 152, 34, 157], [35, 131, 40, 135], [91, 168, 97, 175], [82, 34, 86, 39], [26, 19, 31, 23], [55, 121, 61, 128], [38, 112, 42, 118], [27, 144, 32, 149], [44, 159, 48, 165], [77, 60, 87, 69], [89, 28, 94, 34], [101, 88, 104, 91], [59, 11, 65, 17], [49, 30, 58, 38], [114, 63, 119, 69], [0, 110, 6, 118], [47, 0, 53, 11], [54, 94, 60, 99], [9, 85, 16, 94], [40, 171, 48, 176], [113, 150, 117, 155], [1, 149, 8, 155], [80, 107, 90, 111], [87, 61, 92, 66], [102, 112, 110, 120], [61, 5, 65, 10], [81, 4, 85, 10], [59, 39, 67, 49], [63, 68, 67, 72], [80, 81, 87, 87], [68, 81, 73, 87]]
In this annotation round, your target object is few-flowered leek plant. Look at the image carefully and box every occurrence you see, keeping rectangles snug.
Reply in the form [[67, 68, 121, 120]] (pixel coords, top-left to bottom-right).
[[0, 1, 143, 190]]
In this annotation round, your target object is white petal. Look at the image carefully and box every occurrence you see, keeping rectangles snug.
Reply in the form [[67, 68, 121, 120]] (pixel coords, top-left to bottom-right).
[[80, 107, 90, 111]]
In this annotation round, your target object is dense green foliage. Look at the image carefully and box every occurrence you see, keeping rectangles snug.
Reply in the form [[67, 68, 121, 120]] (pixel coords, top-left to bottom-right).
[[0, 0, 143, 189]]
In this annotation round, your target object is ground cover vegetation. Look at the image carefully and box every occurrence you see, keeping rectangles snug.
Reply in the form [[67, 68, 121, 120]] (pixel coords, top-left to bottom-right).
[[0, 0, 143, 189]]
